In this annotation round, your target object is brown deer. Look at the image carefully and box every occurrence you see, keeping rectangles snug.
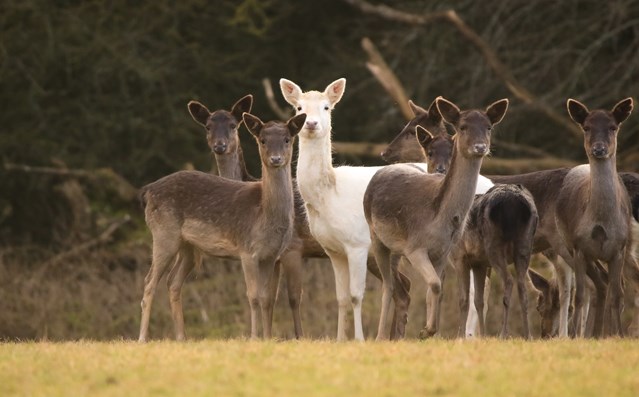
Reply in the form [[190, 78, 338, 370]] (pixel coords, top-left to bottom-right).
[[382, 100, 537, 338], [555, 97, 634, 337], [138, 112, 306, 341], [188, 96, 412, 339], [364, 96, 508, 339]]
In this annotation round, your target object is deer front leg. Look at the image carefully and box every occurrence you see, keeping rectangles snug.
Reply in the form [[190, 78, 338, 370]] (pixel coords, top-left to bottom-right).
[[240, 255, 261, 339], [328, 251, 351, 341], [280, 249, 304, 339], [406, 249, 441, 339], [454, 257, 472, 339], [347, 248, 369, 341], [605, 252, 625, 337], [552, 253, 574, 338], [585, 261, 607, 338], [572, 253, 588, 338], [258, 257, 279, 339]]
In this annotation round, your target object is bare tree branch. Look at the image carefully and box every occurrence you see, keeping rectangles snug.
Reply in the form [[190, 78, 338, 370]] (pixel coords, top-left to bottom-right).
[[361, 37, 413, 120], [262, 78, 293, 120], [342, 0, 583, 141]]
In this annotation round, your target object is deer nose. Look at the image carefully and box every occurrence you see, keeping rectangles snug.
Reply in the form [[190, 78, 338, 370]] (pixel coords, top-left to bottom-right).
[[305, 120, 318, 130], [270, 155, 283, 166], [473, 143, 488, 155], [212, 142, 227, 154], [591, 144, 607, 158], [435, 165, 447, 174]]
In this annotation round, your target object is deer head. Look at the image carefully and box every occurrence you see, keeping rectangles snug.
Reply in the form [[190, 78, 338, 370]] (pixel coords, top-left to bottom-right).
[[188, 95, 253, 155], [242, 113, 306, 168], [279, 78, 346, 139], [435, 97, 509, 159], [567, 97, 633, 160], [382, 99, 452, 173]]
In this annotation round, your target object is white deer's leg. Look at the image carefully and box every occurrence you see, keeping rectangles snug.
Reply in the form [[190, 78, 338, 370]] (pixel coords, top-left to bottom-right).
[[328, 252, 351, 341], [465, 270, 479, 338], [139, 234, 180, 343], [347, 248, 369, 341], [553, 255, 573, 338]]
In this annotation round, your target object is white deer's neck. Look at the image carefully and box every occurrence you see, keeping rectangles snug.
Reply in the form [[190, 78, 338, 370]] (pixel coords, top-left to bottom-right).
[[296, 132, 336, 203], [589, 156, 620, 218], [437, 148, 482, 221]]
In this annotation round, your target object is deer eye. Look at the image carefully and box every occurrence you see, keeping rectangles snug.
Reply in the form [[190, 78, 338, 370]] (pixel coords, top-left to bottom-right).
[[324, 106, 330, 111], [487, 125, 492, 131], [583, 126, 591, 132], [609, 125, 617, 132], [427, 151, 433, 157], [297, 106, 302, 111], [229, 123, 237, 130], [260, 139, 266, 145], [460, 125, 467, 131], [285, 138, 290, 144]]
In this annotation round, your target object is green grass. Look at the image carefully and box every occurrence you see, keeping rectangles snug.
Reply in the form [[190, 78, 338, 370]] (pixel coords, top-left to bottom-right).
[[1, 339, 638, 397]]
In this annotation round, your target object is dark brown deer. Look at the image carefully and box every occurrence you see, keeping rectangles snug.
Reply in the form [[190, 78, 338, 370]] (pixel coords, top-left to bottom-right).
[[138, 112, 306, 341], [188, 96, 256, 181], [555, 98, 634, 337], [451, 184, 537, 338], [188, 96, 412, 340], [364, 96, 508, 339]]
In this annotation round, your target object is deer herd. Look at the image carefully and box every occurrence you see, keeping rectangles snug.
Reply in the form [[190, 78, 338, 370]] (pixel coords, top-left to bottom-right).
[[137, 78, 639, 342]]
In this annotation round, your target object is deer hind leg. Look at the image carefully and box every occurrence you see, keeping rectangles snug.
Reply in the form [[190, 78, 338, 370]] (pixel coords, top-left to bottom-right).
[[167, 244, 196, 341], [585, 260, 607, 338], [327, 251, 351, 341], [346, 247, 369, 341], [139, 231, 181, 343], [514, 249, 532, 339], [391, 257, 411, 340], [280, 249, 304, 339], [623, 253, 639, 336], [371, 235, 393, 341], [405, 248, 441, 339]]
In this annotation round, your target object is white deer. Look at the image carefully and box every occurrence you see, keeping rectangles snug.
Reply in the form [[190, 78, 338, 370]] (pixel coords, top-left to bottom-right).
[[280, 78, 494, 340]]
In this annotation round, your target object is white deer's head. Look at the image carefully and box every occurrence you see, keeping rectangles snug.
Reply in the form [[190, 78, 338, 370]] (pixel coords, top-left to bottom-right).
[[279, 78, 346, 140]]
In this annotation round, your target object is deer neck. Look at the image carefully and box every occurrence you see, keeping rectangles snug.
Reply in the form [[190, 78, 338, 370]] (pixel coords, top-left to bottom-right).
[[588, 155, 620, 218], [215, 145, 254, 182], [296, 132, 336, 201], [435, 146, 482, 221], [261, 162, 294, 226]]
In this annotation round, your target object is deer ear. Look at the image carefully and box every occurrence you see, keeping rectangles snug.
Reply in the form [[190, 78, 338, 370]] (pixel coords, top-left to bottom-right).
[[242, 112, 263, 137], [436, 97, 461, 125], [187, 101, 210, 126], [612, 97, 633, 124], [287, 113, 307, 136], [427, 98, 443, 124], [486, 99, 509, 125], [280, 78, 303, 106], [415, 125, 434, 147], [567, 99, 590, 125], [324, 78, 346, 106], [528, 269, 550, 295], [409, 100, 427, 117], [231, 95, 253, 124]]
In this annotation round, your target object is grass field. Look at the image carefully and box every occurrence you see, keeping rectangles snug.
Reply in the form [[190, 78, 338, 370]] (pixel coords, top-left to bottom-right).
[[1, 339, 637, 397]]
